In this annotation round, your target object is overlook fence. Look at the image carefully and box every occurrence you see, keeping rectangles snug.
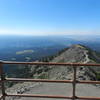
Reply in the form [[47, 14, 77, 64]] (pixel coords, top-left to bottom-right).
[[0, 61, 100, 100]]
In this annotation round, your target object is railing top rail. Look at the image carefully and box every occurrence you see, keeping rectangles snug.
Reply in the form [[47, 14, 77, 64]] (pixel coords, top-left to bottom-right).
[[0, 61, 100, 66]]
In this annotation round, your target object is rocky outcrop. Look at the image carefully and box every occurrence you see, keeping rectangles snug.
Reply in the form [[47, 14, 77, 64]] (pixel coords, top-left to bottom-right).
[[48, 44, 99, 81]]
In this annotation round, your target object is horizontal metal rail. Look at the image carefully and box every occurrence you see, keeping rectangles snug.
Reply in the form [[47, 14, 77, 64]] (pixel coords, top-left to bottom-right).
[[77, 80, 100, 84], [7, 94, 73, 99], [76, 96, 100, 100], [1, 78, 100, 84], [0, 61, 100, 100], [5, 78, 73, 83], [1, 61, 100, 66], [6, 94, 100, 100]]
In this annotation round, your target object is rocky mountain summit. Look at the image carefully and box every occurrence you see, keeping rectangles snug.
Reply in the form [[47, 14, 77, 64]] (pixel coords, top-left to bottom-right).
[[48, 44, 99, 81], [4, 44, 100, 100]]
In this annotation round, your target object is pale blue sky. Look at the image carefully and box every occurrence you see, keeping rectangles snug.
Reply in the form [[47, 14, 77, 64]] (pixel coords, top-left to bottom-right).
[[0, 0, 100, 35]]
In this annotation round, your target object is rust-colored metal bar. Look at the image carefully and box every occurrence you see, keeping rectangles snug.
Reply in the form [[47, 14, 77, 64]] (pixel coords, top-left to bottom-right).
[[5, 78, 100, 84], [72, 67, 77, 100], [5, 78, 73, 83], [76, 96, 100, 100], [2, 61, 100, 67], [3, 78, 100, 84], [0, 63, 6, 100], [77, 80, 100, 84], [6, 94, 73, 99], [6, 94, 100, 100]]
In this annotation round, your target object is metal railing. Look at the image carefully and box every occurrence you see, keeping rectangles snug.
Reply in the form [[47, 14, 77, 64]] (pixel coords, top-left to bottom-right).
[[0, 61, 100, 100]]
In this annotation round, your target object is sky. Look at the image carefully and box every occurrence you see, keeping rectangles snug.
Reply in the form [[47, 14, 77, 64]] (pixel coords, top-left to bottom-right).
[[0, 0, 100, 36]]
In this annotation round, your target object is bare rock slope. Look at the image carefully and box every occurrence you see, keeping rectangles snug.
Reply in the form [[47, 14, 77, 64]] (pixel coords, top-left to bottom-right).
[[48, 44, 99, 81]]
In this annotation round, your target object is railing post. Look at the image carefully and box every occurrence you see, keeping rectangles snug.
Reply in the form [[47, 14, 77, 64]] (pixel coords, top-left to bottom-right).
[[72, 66, 77, 100], [0, 62, 6, 100]]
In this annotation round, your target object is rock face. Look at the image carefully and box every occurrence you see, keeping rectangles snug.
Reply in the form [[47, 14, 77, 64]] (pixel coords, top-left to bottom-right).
[[48, 44, 100, 81], [52, 45, 87, 63]]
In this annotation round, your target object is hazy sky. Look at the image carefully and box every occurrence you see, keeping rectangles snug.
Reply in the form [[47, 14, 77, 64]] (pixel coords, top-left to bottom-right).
[[0, 0, 100, 36]]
